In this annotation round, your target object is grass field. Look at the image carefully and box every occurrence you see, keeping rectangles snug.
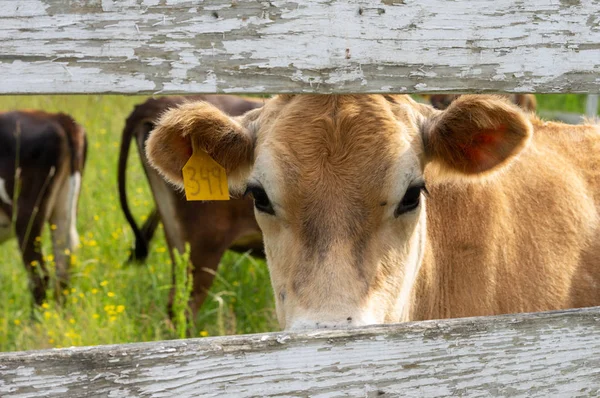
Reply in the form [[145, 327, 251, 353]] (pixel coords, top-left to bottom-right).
[[0, 94, 594, 353]]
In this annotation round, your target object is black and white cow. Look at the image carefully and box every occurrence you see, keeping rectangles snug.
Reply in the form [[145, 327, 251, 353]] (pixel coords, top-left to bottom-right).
[[0, 110, 87, 305]]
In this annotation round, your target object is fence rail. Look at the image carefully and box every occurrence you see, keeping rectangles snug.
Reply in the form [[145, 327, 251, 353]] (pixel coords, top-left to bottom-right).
[[1, 0, 599, 95], [1, 307, 599, 397]]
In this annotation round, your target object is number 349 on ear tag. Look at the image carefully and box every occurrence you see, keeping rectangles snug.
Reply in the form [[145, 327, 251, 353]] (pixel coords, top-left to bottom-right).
[[182, 148, 229, 201]]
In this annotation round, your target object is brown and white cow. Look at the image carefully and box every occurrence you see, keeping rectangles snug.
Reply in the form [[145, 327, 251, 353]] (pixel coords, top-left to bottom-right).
[[425, 93, 537, 112], [0, 110, 87, 305], [146, 94, 600, 330], [118, 95, 264, 317]]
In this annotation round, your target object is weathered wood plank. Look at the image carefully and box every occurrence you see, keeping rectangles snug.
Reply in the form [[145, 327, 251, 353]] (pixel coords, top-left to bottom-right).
[[1, 0, 599, 95], [1, 307, 599, 397], [586, 94, 599, 118]]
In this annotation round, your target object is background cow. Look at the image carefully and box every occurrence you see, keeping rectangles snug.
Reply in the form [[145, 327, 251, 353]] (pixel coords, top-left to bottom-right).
[[118, 95, 265, 318], [147, 94, 600, 330], [0, 110, 87, 305], [424, 93, 537, 112]]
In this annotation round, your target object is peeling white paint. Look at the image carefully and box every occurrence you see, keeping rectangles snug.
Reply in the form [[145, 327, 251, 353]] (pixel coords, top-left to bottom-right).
[[0, 0, 598, 94], [1, 308, 599, 397]]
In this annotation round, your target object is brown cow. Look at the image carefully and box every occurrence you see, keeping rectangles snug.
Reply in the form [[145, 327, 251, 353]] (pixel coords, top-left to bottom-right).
[[425, 94, 537, 112], [146, 94, 600, 330], [118, 95, 264, 317], [0, 110, 87, 305]]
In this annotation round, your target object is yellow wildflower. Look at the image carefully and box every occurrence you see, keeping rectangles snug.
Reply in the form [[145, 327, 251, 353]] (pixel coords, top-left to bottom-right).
[[199, 330, 209, 337], [44, 311, 51, 320], [104, 305, 115, 312], [93, 215, 99, 221], [71, 288, 77, 293], [62, 289, 69, 296], [48, 339, 55, 344], [91, 288, 98, 294], [92, 314, 100, 319], [156, 247, 166, 253], [41, 302, 50, 309], [107, 291, 115, 297], [79, 293, 84, 298], [100, 280, 108, 287], [69, 318, 75, 324], [116, 305, 125, 313], [14, 319, 21, 326], [50, 224, 57, 230], [109, 316, 117, 322], [87, 240, 98, 247], [30, 260, 38, 267], [64, 248, 71, 255]]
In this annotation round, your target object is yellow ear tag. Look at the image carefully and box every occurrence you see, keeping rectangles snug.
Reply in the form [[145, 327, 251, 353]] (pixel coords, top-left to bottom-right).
[[182, 144, 229, 201]]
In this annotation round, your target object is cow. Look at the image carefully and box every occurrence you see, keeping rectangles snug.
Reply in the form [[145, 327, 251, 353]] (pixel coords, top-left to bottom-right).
[[118, 95, 265, 318], [424, 93, 537, 112], [146, 94, 600, 331], [0, 110, 87, 305]]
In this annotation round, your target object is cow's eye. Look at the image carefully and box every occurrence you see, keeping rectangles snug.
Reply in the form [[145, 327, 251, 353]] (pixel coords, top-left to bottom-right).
[[245, 185, 275, 215], [395, 184, 426, 217]]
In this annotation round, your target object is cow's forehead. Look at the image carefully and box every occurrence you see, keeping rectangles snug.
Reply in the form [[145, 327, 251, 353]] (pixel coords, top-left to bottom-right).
[[258, 94, 414, 163], [251, 95, 421, 220]]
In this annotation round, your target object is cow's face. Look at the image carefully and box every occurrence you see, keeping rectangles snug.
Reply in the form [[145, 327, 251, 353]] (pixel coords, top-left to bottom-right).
[[147, 95, 532, 330]]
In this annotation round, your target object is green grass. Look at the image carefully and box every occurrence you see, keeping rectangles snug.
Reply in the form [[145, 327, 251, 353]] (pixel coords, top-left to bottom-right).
[[536, 94, 597, 114], [0, 94, 594, 353], [0, 95, 277, 353]]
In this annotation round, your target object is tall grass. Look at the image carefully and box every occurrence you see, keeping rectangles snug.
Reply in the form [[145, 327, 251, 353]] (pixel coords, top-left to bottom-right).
[[0, 95, 277, 353], [0, 94, 592, 353]]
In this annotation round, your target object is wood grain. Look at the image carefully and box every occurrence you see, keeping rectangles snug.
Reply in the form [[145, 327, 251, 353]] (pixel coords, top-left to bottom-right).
[[1, 307, 599, 397], [1, 0, 599, 94]]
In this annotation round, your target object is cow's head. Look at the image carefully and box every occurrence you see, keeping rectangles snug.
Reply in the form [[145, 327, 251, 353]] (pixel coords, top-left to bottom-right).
[[147, 95, 532, 330]]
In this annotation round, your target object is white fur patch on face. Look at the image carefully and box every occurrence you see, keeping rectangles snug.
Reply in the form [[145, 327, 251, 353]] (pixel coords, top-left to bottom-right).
[[248, 146, 285, 216], [384, 132, 424, 217], [0, 177, 12, 205], [380, 132, 427, 321]]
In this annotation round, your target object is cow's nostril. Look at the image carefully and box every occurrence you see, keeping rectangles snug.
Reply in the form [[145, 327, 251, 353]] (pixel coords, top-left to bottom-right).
[[347, 317, 352, 322]]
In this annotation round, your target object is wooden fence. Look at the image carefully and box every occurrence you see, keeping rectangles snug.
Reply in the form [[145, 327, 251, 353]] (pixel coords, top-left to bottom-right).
[[1, 1, 600, 396], [1, 307, 599, 397]]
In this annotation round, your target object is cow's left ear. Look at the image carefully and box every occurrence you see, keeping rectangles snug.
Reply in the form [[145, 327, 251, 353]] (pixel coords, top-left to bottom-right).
[[421, 95, 532, 177]]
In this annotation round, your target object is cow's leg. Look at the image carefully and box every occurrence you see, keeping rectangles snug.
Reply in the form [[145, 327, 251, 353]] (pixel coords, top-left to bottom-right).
[[49, 171, 81, 291], [189, 244, 228, 316], [15, 210, 49, 306]]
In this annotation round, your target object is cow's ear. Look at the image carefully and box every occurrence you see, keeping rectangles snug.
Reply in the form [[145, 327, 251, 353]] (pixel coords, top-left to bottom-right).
[[146, 101, 256, 192], [422, 95, 532, 178]]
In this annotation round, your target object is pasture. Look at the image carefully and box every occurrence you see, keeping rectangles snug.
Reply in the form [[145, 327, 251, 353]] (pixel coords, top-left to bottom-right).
[[0, 94, 595, 353]]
